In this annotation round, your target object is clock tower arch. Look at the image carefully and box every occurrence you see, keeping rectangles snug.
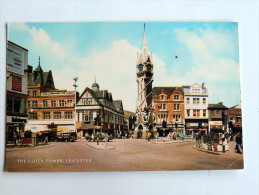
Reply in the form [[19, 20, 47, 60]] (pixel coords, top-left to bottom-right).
[[134, 24, 155, 139]]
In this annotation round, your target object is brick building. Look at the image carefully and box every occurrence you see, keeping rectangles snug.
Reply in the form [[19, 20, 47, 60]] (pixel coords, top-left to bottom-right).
[[26, 62, 77, 132], [6, 41, 29, 143], [228, 104, 242, 133], [152, 87, 185, 136]]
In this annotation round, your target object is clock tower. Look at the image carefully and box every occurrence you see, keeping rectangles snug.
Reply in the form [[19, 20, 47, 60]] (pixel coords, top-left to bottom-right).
[[134, 24, 154, 139]]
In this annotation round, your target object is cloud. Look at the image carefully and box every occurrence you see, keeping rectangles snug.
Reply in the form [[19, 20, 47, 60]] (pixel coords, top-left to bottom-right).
[[9, 23, 166, 111], [164, 27, 240, 106], [9, 23, 240, 109]]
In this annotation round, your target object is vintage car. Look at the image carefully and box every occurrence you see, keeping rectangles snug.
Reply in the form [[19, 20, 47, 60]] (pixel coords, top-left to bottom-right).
[[85, 133, 113, 142], [55, 132, 77, 142]]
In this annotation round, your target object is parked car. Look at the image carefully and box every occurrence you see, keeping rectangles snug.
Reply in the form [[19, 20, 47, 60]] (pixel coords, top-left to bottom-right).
[[85, 133, 113, 142], [55, 132, 77, 142]]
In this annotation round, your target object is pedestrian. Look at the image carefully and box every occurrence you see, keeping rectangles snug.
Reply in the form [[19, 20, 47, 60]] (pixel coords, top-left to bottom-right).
[[235, 133, 243, 154], [13, 132, 17, 146], [147, 131, 151, 141], [20, 130, 25, 146]]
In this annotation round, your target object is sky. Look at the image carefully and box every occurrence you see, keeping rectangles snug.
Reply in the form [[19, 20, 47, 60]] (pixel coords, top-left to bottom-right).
[[8, 22, 241, 111]]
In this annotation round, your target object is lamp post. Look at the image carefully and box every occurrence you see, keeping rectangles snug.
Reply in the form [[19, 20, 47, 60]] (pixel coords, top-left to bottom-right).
[[73, 77, 78, 136]]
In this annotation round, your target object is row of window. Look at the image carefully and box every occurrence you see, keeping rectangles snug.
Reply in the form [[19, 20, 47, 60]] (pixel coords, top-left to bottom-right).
[[160, 94, 180, 101], [7, 98, 26, 113], [77, 98, 97, 106], [186, 97, 206, 105], [77, 110, 124, 125], [186, 109, 207, 117], [158, 103, 180, 111], [28, 99, 74, 108], [29, 111, 73, 120], [156, 114, 182, 122]]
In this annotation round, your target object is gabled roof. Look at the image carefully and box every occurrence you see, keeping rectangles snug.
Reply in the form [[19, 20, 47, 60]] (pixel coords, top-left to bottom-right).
[[230, 104, 242, 109], [152, 87, 183, 98], [208, 103, 228, 109], [94, 90, 109, 100], [28, 65, 55, 89], [113, 100, 124, 113], [78, 87, 103, 105], [124, 110, 135, 116]]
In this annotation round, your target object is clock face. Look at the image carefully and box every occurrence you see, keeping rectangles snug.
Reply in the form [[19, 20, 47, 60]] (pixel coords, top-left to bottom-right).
[[138, 64, 143, 71], [146, 64, 152, 71]]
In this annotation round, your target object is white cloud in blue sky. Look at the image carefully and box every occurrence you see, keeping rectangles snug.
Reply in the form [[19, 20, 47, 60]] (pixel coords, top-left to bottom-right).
[[8, 22, 241, 111]]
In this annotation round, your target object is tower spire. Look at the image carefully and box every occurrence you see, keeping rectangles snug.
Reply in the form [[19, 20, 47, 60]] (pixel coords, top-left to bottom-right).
[[142, 23, 148, 56], [38, 56, 40, 66]]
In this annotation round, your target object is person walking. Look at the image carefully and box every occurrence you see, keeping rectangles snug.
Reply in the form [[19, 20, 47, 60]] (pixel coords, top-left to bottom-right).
[[235, 133, 243, 154]]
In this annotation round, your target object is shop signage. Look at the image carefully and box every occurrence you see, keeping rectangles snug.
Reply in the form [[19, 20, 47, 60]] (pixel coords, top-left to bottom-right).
[[7, 44, 24, 75], [12, 117, 26, 123]]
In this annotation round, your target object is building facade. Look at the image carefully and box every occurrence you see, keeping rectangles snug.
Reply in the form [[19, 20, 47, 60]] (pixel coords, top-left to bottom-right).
[[26, 62, 77, 132], [134, 25, 154, 139], [153, 87, 185, 136], [76, 82, 124, 137], [228, 104, 242, 133], [208, 102, 228, 133], [183, 83, 209, 134], [6, 41, 29, 143], [26, 89, 77, 132], [123, 110, 135, 133]]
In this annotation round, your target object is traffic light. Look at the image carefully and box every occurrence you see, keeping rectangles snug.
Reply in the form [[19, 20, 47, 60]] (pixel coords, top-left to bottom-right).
[[162, 120, 167, 128], [94, 117, 98, 126], [198, 122, 202, 129]]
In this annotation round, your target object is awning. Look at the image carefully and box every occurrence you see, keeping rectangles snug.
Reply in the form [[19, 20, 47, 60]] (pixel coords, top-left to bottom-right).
[[76, 121, 95, 130]]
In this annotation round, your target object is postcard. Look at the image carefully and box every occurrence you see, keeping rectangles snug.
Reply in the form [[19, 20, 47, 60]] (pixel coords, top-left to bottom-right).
[[5, 22, 243, 172]]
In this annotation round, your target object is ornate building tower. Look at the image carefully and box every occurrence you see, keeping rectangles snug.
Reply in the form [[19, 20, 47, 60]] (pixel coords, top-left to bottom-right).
[[134, 24, 154, 139]]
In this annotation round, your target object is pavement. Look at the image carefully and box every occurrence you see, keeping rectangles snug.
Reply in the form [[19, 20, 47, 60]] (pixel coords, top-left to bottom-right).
[[5, 138, 244, 172], [86, 140, 115, 150], [193, 141, 243, 158]]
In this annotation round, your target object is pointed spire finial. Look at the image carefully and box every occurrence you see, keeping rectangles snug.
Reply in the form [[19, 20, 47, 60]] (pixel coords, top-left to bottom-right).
[[38, 56, 40, 66], [144, 22, 146, 31]]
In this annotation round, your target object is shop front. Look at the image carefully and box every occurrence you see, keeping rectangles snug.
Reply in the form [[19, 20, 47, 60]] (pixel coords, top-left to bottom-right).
[[209, 121, 223, 133], [6, 116, 27, 144], [185, 119, 208, 135]]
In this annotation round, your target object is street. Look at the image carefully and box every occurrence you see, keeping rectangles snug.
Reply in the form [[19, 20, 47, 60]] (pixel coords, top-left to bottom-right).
[[5, 139, 243, 172]]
